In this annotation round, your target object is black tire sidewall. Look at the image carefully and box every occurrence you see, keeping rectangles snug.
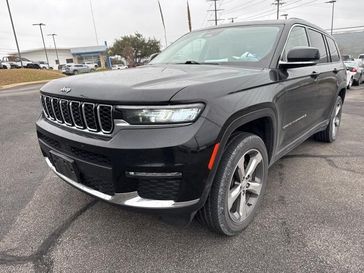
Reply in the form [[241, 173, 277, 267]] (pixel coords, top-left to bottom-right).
[[213, 133, 268, 235]]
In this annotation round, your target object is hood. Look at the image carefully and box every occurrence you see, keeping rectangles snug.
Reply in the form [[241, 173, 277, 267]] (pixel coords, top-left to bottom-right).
[[41, 64, 265, 103]]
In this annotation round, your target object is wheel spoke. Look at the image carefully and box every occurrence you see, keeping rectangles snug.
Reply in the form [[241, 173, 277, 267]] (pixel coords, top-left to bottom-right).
[[236, 157, 245, 182], [245, 152, 263, 178], [238, 192, 247, 219], [335, 104, 341, 116], [246, 181, 262, 195], [228, 184, 242, 210]]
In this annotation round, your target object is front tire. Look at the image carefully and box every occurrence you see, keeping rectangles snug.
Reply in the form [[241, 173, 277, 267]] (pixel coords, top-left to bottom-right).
[[314, 96, 343, 143], [198, 133, 268, 236]]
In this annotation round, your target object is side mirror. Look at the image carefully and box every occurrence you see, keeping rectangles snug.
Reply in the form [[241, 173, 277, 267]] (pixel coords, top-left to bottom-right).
[[148, 53, 159, 63], [279, 46, 320, 69]]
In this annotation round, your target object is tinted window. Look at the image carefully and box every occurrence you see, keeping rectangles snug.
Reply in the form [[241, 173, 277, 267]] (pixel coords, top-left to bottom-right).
[[282, 26, 309, 61], [326, 37, 340, 62], [151, 26, 282, 68], [307, 29, 328, 63]]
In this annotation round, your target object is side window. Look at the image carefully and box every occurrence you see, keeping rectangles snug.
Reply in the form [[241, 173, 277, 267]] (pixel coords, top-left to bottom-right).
[[282, 26, 309, 61], [307, 29, 328, 63], [326, 37, 340, 62]]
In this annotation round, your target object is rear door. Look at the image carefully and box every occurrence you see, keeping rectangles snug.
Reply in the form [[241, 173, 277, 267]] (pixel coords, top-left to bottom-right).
[[277, 26, 320, 150], [306, 29, 338, 122]]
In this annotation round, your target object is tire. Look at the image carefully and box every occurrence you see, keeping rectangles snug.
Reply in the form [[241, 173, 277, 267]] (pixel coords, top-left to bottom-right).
[[314, 96, 343, 143], [73, 70, 78, 75], [197, 133, 268, 236]]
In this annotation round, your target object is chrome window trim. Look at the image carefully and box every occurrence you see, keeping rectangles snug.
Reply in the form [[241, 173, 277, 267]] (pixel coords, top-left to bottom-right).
[[70, 101, 85, 129], [97, 104, 113, 134], [279, 23, 336, 66], [279, 24, 310, 63], [82, 102, 98, 132], [60, 99, 73, 126]]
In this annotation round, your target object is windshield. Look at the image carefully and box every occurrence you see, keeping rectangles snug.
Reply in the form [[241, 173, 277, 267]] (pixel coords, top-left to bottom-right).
[[151, 25, 282, 68]]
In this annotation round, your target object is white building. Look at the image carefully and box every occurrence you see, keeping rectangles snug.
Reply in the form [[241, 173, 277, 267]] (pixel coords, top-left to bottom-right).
[[10, 45, 108, 69]]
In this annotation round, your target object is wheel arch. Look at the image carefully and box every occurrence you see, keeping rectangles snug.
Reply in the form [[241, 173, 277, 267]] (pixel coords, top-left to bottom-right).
[[197, 103, 278, 211]]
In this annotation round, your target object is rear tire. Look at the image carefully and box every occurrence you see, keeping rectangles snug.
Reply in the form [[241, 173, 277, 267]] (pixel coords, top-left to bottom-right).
[[314, 96, 343, 143], [197, 133, 268, 236]]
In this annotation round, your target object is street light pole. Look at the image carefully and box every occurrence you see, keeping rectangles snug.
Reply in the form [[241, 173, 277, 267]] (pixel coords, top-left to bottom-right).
[[33, 23, 49, 67], [6, 0, 23, 67], [326, 0, 337, 35], [48, 33, 59, 65]]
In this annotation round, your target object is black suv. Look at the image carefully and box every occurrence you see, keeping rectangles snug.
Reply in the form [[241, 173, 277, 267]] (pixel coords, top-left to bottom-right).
[[36, 19, 346, 236]]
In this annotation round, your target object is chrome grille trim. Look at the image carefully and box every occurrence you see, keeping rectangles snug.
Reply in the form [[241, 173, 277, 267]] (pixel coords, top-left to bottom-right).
[[97, 105, 114, 134], [51, 98, 63, 124], [60, 99, 73, 126], [70, 101, 84, 129], [45, 96, 56, 120], [40, 95, 114, 135], [82, 103, 98, 132], [40, 95, 49, 117]]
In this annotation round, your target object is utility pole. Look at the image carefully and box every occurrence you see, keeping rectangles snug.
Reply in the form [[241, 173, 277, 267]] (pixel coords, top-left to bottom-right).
[[207, 0, 223, 26], [48, 34, 59, 66], [281, 13, 288, 20], [326, 0, 337, 35], [89, 0, 99, 45], [272, 0, 285, 20], [6, 0, 23, 67], [33, 23, 49, 67]]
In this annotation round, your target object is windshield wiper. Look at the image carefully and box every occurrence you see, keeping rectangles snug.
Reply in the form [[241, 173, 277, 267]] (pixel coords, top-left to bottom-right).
[[177, 60, 220, 65], [183, 60, 200, 64]]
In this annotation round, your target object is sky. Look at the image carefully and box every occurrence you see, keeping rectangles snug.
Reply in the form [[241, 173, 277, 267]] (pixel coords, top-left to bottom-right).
[[0, 0, 363, 56]]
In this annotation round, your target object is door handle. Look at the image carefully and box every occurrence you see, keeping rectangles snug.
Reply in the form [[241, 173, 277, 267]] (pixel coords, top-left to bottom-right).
[[310, 71, 320, 79], [333, 68, 339, 74]]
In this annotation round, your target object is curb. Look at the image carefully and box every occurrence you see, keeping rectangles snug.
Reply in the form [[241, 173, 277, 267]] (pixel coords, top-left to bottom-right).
[[0, 80, 51, 90]]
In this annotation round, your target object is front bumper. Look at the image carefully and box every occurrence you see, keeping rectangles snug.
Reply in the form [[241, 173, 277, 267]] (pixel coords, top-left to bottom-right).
[[36, 114, 220, 213]]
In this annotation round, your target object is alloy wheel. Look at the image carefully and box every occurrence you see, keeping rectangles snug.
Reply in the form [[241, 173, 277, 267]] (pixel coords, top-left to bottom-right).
[[332, 99, 342, 138], [227, 149, 264, 223]]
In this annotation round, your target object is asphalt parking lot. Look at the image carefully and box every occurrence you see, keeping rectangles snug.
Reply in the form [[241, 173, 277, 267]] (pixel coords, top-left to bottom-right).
[[0, 84, 363, 273]]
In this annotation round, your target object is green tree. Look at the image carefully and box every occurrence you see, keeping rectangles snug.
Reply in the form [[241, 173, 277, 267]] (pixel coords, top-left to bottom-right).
[[109, 33, 161, 66]]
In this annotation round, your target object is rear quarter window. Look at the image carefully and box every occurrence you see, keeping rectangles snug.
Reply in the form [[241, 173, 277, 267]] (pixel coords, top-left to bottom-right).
[[326, 37, 340, 62]]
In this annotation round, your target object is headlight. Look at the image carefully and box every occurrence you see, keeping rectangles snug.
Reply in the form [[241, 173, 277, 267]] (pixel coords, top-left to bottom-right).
[[116, 103, 204, 125]]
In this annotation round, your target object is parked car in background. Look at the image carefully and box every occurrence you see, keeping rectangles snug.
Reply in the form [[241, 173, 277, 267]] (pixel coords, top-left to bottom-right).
[[342, 55, 354, 62], [358, 54, 364, 62], [346, 67, 356, 89], [62, 64, 92, 75], [344, 60, 363, 86], [84, 62, 98, 69], [38, 61, 51, 69], [1, 56, 33, 68], [111, 64, 128, 70], [0, 61, 11, 69]]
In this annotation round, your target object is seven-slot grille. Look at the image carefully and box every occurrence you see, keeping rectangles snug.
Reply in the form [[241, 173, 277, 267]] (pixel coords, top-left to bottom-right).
[[41, 95, 114, 134]]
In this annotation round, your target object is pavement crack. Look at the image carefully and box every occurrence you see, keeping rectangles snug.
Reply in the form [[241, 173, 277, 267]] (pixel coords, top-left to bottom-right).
[[283, 154, 364, 175], [0, 200, 97, 272]]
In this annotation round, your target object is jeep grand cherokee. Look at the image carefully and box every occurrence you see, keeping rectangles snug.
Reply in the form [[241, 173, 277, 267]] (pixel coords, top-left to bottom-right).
[[36, 19, 346, 236]]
